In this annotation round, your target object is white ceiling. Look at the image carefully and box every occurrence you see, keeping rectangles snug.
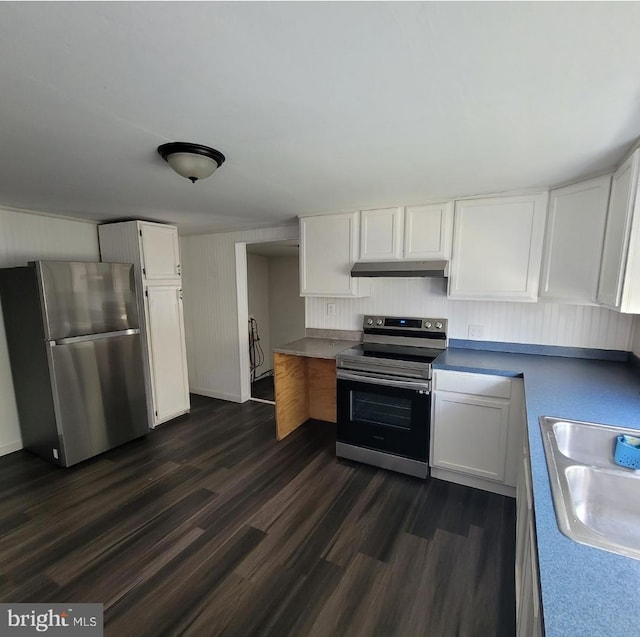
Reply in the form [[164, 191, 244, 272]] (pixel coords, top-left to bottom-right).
[[1, 2, 640, 235]]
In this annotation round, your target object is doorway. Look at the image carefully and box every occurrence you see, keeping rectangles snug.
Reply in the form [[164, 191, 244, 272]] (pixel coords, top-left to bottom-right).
[[245, 240, 305, 403]]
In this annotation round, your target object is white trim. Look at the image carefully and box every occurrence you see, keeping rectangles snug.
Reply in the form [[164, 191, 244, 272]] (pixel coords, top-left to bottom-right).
[[430, 468, 516, 498], [235, 242, 251, 403], [235, 233, 301, 403], [0, 203, 99, 225], [296, 188, 550, 219], [179, 221, 297, 237], [0, 440, 23, 457], [249, 397, 276, 406]]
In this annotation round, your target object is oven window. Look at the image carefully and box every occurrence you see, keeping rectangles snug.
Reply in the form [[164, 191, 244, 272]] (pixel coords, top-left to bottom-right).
[[350, 390, 412, 429]]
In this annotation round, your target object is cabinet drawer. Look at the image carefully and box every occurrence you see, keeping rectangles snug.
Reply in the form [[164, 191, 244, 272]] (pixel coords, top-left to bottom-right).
[[434, 370, 511, 398]]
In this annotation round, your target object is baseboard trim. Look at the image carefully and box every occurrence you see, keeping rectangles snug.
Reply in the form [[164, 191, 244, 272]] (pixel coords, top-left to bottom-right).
[[431, 466, 516, 498], [190, 388, 244, 403], [0, 439, 23, 457]]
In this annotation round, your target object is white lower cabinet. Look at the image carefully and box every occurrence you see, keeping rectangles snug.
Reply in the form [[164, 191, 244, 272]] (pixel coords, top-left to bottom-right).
[[516, 441, 543, 637], [145, 286, 190, 425], [431, 370, 524, 496]]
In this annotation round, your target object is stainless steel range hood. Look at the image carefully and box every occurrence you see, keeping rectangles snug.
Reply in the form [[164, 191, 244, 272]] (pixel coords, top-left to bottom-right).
[[350, 260, 449, 278]]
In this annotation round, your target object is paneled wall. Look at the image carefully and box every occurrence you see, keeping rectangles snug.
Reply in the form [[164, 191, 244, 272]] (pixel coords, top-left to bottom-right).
[[180, 225, 298, 403], [269, 255, 305, 352], [305, 278, 635, 351], [0, 207, 99, 456], [247, 253, 271, 380]]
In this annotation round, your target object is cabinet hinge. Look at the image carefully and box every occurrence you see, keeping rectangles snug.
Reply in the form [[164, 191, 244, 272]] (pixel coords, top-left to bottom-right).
[[142, 267, 146, 276], [145, 289, 148, 297], [139, 229, 142, 237], [155, 410, 158, 417]]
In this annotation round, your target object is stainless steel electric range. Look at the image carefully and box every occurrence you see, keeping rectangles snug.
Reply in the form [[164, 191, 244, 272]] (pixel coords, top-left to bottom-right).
[[335, 315, 448, 478]]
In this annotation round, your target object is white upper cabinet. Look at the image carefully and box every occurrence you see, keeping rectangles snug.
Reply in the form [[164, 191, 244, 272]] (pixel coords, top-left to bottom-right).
[[597, 149, 640, 312], [539, 175, 611, 304], [359, 207, 403, 260], [359, 203, 453, 261], [449, 193, 548, 301], [139, 221, 181, 281], [404, 202, 453, 259], [300, 212, 370, 297], [99, 220, 190, 427]]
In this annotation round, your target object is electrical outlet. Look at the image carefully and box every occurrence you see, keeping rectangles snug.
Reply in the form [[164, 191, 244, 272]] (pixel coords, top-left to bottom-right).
[[468, 324, 484, 339], [327, 303, 336, 317]]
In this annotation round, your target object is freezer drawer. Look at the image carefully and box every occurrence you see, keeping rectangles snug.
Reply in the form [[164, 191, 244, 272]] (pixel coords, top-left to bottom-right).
[[48, 332, 148, 466]]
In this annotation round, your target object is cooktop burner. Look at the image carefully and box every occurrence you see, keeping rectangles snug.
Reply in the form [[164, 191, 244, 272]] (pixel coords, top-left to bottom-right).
[[336, 315, 448, 379], [339, 342, 444, 365]]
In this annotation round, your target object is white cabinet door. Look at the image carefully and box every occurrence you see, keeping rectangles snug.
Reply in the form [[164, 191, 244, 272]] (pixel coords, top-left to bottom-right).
[[449, 193, 548, 301], [359, 207, 403, 261], [540, 176, 611, 304], [140, 222, 181, 281], [404, 202, 453, 259], [145, 286, 190, 424], [300, 213, 369, 297], [516, 445, 543, 637], [597, 150, 640, 311], [432, 392, 510, 481]]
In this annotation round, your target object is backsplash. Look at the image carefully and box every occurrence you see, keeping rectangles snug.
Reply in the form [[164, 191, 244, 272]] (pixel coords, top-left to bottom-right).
[[305, 278, 635, 351]]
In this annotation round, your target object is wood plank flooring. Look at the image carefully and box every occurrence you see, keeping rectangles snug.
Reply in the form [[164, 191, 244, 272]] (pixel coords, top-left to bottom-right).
[[0, 395, 515, 637]]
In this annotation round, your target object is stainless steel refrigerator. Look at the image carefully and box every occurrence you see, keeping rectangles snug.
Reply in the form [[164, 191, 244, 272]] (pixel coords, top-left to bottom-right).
[[0, 261, 149, 466]]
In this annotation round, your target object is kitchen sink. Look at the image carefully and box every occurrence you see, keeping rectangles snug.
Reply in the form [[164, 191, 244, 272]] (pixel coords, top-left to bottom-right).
[[539, 416, 640, 560], [552, 419, 619, 467]]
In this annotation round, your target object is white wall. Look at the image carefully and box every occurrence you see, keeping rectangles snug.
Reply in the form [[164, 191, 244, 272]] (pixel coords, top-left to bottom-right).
[[180, 224, 298, 403], [247, 253, 271, 380], [306, 278, 635, 351], [0, 207, 99, 456], [269, 255, 305, 352]]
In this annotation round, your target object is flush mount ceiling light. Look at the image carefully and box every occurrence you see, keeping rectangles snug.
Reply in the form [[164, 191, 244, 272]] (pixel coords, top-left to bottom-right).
[[157, 142, 226, 183]]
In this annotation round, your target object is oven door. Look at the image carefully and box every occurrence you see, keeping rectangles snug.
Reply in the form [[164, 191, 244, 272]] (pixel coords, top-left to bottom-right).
[[336, 370, 430, 461]]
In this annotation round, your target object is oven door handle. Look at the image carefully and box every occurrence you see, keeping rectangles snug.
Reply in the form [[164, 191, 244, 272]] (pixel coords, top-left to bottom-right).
[[336, 370, 431, 393]]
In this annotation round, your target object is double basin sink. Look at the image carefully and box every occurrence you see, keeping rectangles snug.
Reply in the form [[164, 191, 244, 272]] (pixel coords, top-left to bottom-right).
[[540, 416, 640, 560]]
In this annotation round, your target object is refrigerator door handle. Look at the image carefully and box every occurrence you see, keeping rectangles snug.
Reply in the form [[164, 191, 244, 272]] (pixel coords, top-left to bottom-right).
[[52, 328, 140, 345]]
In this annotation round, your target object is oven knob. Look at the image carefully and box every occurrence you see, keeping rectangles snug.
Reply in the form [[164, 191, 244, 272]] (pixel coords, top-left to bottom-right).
[[376, 319, 383, 326], [366, 318, 374, 325], [435, 321, 443, 329], [424, 321, 432, 329]]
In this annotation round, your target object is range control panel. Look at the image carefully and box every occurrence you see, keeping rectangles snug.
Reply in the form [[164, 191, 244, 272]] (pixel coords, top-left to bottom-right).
[[363, 316, 447, 332]]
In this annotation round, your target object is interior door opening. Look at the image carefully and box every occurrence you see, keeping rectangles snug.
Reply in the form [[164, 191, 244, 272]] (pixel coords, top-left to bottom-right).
[[245, 240, 305, 404]]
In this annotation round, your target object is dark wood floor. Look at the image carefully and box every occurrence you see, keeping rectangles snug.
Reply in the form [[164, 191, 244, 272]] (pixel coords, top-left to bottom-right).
[[0, 395, 515, 637]]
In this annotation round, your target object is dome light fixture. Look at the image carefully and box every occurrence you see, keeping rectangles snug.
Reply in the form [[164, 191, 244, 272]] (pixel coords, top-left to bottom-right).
[[157, 142, 226, 183]]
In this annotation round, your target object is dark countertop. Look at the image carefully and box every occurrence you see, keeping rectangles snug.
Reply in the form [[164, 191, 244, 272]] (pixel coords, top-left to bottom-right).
[[273, 337, 360, 360], [433, 348, 640, 637]]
